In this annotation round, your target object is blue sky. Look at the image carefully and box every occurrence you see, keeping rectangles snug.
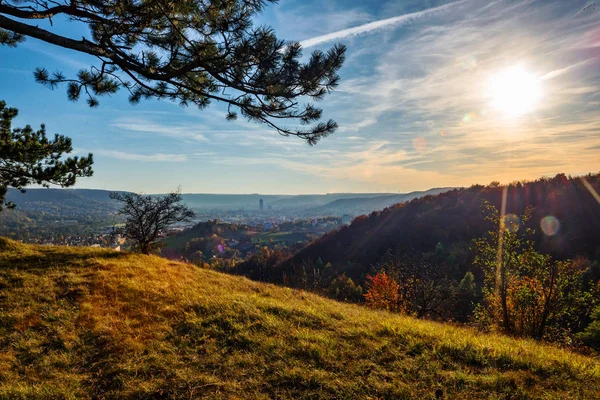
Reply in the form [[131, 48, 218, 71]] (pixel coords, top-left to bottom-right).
[[1, 0, 599, 194]]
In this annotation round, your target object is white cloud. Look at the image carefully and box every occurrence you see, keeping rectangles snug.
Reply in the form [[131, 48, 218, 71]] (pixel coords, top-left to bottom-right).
[[97, 150, 187, 162], [110, 117, 208, 142], [0, 68, 30, 75], [337, 117, 379, 133], [22, 41, 91, 70], [299, 0, 468, 48]]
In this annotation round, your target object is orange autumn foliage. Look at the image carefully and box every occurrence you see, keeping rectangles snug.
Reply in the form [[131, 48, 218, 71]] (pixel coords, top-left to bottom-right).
[[364, 272, 400, 311]]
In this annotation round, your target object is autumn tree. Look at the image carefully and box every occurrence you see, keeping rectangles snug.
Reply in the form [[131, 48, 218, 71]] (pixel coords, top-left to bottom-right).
[[368, 249, 459, 319], [0, 100, 93, 210], [364, 272, 400, 311], [0, 0, 346, 144], [110, 190, 195, 255], [473, 200, 593, 340]]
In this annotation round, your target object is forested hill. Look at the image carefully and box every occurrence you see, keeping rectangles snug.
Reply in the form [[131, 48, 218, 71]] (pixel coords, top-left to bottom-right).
[[5, 188, 122, 207], [282, 173, 600, 278]]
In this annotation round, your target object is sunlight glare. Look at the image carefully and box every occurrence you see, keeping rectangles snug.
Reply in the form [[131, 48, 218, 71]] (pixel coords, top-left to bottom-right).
[[488, 66, 541, 118]]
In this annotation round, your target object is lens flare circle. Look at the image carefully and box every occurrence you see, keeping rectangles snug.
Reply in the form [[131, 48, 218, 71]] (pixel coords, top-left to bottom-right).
[[540, 216, 560, 236], [412, 136, 427, 151], [504, 214, 520, 233], [488, 65, 541, 117]]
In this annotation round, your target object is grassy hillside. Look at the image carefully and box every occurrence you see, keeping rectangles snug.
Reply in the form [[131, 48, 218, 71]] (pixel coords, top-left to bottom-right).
[[1, 239, 599, 399]]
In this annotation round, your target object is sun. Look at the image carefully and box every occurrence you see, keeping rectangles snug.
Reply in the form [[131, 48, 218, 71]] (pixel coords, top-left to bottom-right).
[[488, 65, 541, 118]]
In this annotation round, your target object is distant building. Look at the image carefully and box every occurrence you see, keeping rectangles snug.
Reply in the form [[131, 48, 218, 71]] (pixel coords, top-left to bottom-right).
[[342, 214, 352, 225], [259, 198, 264, 211]]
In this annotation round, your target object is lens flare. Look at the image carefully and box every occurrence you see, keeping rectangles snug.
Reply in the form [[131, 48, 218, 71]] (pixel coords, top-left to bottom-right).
[[412, 136, 427, 151], [582, 177, 600, 205], [504, 214, 520, 233], [462, 112, 477, 124], [217, 244, 224, 253], [540, 216, 560, 236]]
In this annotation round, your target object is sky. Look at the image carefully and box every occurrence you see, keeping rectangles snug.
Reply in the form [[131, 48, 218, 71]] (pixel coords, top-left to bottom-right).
[[1, 0, 599, 194]]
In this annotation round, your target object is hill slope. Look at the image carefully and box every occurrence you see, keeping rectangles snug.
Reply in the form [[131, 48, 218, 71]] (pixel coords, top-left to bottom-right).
[[282, 174, 600, 281], [0, 239, 598, 399], [0, 189, 126, 239]]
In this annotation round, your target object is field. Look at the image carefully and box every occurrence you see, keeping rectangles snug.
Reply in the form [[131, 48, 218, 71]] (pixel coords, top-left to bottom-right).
[[1, 238, 599, 399]]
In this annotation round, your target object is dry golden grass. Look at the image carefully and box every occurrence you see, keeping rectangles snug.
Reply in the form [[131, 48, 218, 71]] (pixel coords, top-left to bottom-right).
[[1, 237, 599, 399]]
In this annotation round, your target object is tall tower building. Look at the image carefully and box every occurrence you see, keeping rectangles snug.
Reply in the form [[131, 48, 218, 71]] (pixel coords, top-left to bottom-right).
[[259, 198, 264, 211]]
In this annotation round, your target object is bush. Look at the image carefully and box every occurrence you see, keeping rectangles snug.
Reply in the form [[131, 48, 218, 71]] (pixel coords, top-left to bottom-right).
[[577, 305, 600, 350], [328, 274, 362, 302]]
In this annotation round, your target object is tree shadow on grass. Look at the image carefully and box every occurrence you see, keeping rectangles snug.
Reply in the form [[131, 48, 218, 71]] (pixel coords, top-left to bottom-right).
[[0, 248, 129, 272]]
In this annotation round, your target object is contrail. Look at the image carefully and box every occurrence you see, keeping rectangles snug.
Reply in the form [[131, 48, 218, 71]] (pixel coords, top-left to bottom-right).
[[540, 59, 594, 81], [299, 0, 468, 48]]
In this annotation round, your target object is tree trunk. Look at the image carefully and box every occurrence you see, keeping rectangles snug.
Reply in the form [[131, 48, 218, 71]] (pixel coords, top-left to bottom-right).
[[500, 265, 511, 333], [140, 242, 150, 255]]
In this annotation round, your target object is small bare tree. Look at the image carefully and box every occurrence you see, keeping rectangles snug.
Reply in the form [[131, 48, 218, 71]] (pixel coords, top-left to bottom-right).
[[110, 190, 195, 255]]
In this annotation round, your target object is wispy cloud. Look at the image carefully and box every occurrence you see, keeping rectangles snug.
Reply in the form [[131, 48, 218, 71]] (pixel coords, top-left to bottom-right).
[[0, 68, 30, 75], [22, 41, 91, 70], [111, 117, 208, 142], [97, 150, 187, 162], [110, 112, 311, 150], [299, 0, 468, 48]]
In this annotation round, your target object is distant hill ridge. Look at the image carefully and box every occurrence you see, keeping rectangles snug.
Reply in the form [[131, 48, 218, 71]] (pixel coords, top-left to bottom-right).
[[5, 187, 454, 212], [5, 188, 124, 204], [0, 238, 598, 398]]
